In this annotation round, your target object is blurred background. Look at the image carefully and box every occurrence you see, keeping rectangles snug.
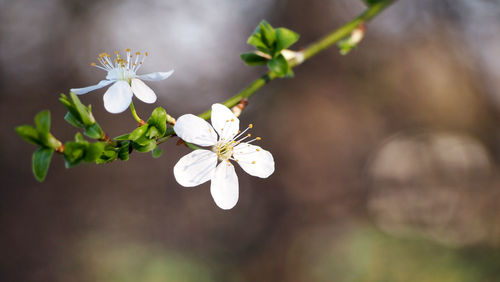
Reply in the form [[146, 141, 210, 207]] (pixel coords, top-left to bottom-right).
[[2, 0, 500, 281]]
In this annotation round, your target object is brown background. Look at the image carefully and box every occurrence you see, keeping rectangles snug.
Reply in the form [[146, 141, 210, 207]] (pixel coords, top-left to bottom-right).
[[1, 0, 500, 281]]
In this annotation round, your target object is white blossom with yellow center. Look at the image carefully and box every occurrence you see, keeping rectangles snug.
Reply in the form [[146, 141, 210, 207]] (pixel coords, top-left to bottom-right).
[[173, 104, 275, 210], [70, 49, 173, 113]]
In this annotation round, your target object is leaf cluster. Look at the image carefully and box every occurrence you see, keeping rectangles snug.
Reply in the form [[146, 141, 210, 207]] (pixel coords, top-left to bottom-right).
[[59, 92, 104, 139], [240, 20, 300, 78], [15, 111, 61, 181], [114, 107, 168, 158]]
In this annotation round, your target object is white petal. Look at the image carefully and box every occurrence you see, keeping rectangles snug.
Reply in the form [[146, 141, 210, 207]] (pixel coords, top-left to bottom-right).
[[173, 149, 218, 187], [210, 161, 239, 210], [131, 78, 157, 104], [102, 81, 133, 114], [174, 114, 218, 147], [233, 144, 275, 178], [211, 103, 239, 141], [70, 80, 114, 95], [138, 70, 174, 81]]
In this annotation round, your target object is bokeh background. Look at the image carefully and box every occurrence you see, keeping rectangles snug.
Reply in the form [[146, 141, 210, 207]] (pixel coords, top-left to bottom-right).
[[2, 0, 500, 281]]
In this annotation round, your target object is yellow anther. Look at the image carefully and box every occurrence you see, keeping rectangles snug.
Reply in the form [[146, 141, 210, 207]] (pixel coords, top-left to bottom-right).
[[252, 161, 256, 164], [91, 62, 96, 66], [238, 130, 241, 133], [247, 134, 251, 137], [136, 51, 140, 55], [256, 148, 260, 151], [256, 137, 261, 140], [249, 124, 253, 128], [114, 51, 119, 54], [231, 118, 234, 122], [125, 48, 131, 52], [145, 52, 148, 56]]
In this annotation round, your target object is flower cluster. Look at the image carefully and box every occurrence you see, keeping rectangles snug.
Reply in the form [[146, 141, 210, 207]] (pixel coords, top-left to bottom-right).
[[70, 51, 274, 210]]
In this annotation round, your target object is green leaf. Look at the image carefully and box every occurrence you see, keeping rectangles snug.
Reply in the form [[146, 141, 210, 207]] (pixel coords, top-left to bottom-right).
[[275, 27, 300, 52], [146, 126, 160, 139], [15, 125, 41, 146], [84, 123, 104, 139], [64, 112, 84, 128], [259, 20, 276, 48], [32, 147, 54, 182], [40, 133, 62, 150], [151, 147, 163, 158], [75, 132, 86, 143], [118, 141, 131, 161], [70, 92, 95, 126], [240, 52, 269, 66], [248, 29, 269, 53], [267, 54, 289, 77], [129, 124, 149, 141], [114, 133, 131, 141], [63, 141, 87, 168], [132, 139, 157, 153], [34, 110, 51, 133], [84, 142, 106, 162], [147, 107, 167, 136]]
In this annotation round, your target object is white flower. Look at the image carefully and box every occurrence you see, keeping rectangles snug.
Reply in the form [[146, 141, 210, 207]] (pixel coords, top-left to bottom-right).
[[70, 49, 173, 114], [173, 104, 275, 210]]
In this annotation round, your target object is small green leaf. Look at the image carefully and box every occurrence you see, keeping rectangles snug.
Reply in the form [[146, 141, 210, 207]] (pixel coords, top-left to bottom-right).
[[70, 92, 95, 126], [84, 123, 104, 139], [267, 54, 289, 77], [275, 27, 300, 52], [32, 147, 54, 182], [134, 135, 153, 146], [248, 30, 269, 53], [129, 124, 149, 141], [114, 133, 131, 141], [84, 142, 106, 162], [240, 52, 269, 66], [118, 141, 131, 161], [75, 132, 86, 143], [64, 112, 84, 128], [40, 133, 62, 150], [132, 139, 157, 153], [147, 107, 167, 136], [259, 20, 276, 48], [63, 141, 87, 168], [146, 126, 160, 139], [152, 147, 163, 158], [16, 125, 41, 146], [34, 110, 51, 133]]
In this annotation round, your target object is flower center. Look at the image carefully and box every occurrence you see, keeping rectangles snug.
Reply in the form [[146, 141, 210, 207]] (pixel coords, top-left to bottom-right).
[[91, 49, 149, 83], [213, 140, 235, 161], [211, 123, 262, 162]]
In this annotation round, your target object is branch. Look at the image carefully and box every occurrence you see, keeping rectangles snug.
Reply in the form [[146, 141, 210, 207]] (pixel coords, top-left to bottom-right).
[[197, 0, 395, 121]]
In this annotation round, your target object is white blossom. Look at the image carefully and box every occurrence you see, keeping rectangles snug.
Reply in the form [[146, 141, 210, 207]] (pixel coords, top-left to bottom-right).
[[173, 103, 275, 210], [71, 50, 173, 113]]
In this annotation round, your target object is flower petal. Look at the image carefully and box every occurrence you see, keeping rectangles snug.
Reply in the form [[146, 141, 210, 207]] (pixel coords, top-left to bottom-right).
[[210, 161, 239, 210], [174, 149, 218, 187], [233, 144, 275, 178], [102, 81, 133, 114], [211, 103, 239, 141], [131, 78, 157, 104], [138, 70, 174, 81], [70, 80, 114, 95], [174, 114, 218, 147]]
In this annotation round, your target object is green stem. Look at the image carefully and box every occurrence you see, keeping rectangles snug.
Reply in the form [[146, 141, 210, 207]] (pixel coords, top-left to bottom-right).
[[129, 101, 144, 124], [197, 0, 394, 120]]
